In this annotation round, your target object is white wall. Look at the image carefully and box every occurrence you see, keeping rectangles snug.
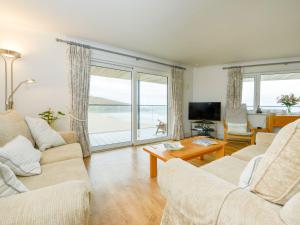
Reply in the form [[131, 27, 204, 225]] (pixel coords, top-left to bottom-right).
[[0, 23, 193, 134], [0, 24, 69, 130], [192, 66, 227, 138], [192, 57, 300, 139]]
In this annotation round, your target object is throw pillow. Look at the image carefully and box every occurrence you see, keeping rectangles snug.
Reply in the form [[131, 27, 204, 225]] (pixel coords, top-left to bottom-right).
[[227, 122, 247, 135], [25, 117, 66, 151], [239, 154, 264, 189], [0, 135, 41, 176], [0, 162, 28, 197], [250, 119, 300, 205], [0, 110, 34, 146]]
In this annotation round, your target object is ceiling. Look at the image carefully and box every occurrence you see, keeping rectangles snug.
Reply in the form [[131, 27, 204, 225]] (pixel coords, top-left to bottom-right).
[[1, 0, 300, 66]]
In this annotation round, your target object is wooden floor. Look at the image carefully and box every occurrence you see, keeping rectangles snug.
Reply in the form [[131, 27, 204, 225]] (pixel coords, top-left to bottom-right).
[[84, 140, 249, 225]]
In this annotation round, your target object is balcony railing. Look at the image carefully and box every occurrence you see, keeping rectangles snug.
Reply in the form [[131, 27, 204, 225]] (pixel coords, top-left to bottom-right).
[[88, 104, 168, 147], [88, 104, 167, 134]]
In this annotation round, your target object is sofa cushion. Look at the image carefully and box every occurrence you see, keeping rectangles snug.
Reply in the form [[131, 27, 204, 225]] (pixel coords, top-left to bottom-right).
[[0, 135, 41, 176], [0, 162, 28, 197], [0, 181, 90, 225], [0, 111, 34, 146], [25, 117, 66, 151], [280, 192, 300, 225], [40, 143, 83, 165], [231, 145, 267, 162], [250, 119, 300, 205], [201, 156, 247, 185], [19, 158, 91, 191]]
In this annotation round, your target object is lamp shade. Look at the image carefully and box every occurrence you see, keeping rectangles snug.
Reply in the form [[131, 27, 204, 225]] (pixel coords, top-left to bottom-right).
[[0, 49, 21, 58], [26, 78, 36, 84]]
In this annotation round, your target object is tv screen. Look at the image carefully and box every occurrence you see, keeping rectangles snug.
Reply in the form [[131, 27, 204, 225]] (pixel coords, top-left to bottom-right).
[[188, 102, 221, 121]]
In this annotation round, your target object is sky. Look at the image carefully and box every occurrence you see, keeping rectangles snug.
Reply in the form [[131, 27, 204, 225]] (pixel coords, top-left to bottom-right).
[[89, 75, 167, 105]]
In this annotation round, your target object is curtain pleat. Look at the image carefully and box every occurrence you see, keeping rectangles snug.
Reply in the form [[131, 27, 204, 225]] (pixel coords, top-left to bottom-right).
[[171, 68, 184, 140], [67, 45, 91, 157], [226, 68, 243, 109]]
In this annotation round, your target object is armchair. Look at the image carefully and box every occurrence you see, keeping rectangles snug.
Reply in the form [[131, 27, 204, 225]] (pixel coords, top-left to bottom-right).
[[224, 104, 255, 144]]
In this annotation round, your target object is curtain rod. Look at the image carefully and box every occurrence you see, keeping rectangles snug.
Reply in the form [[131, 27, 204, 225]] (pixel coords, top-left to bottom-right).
[[223, 60, 300, 70], [56, 38, 186, 70]]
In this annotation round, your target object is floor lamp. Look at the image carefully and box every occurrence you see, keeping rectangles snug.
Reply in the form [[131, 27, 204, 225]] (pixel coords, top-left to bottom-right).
[[7, 78, 36, 109], [0, 49, 21, 110]]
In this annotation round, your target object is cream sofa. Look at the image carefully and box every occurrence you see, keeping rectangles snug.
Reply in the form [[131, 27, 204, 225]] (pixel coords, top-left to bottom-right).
[[158, 132, 297, 225], [0, 111, 91, 225]]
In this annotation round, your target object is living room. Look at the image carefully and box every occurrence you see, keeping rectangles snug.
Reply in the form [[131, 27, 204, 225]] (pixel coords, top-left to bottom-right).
[[1, 1, 300, 225]]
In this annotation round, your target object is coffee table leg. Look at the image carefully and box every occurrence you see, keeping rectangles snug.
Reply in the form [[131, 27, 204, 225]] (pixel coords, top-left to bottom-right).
[[150, 155, 158, 178], [216, 145, 225, 159]]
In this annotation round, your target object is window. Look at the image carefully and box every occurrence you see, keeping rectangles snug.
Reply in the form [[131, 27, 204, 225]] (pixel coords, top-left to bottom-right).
[[242, 73, 300, 113], [242, 77, 255, 110]]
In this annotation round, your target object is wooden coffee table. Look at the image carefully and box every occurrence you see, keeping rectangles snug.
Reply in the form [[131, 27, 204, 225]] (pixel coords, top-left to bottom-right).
[[143, 136, 227, 177]]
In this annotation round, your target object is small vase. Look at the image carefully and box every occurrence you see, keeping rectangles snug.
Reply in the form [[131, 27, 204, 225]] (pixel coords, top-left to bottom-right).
[[286, 106, 292, 114], [256, 105, 262, 114]]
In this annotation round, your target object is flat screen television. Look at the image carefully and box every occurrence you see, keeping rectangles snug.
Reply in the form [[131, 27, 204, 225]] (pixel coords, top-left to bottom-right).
[[188, 102, 221, 121]]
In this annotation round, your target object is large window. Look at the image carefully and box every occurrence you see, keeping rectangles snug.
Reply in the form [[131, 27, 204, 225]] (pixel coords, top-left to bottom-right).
[[242, 73, 300, 113]]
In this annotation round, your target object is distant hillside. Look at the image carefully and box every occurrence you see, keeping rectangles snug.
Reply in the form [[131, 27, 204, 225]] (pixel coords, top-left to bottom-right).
[[89, 96, 130, 105]]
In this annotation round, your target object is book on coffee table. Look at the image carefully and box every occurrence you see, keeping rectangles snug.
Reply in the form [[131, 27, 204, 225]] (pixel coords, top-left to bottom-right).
[[163, 142, 184, 151], [192, 139, 217, 146]]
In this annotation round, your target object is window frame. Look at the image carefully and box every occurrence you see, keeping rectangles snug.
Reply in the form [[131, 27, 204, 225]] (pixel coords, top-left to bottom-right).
[[243, 72, 300, 113], [242, 74, 260, 112]]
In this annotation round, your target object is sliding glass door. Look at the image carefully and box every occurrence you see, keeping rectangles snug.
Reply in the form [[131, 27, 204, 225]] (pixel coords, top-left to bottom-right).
[[136, 72, 168, 142], [88, 66, 132, 148], [89, 65, 169, 150]]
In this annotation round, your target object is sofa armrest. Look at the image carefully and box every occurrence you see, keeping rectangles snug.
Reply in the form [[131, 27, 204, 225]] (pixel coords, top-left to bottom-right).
[[0, 181, 90, 225], [59, 131, 78, 144], [255, 132, 276, 146], [158, 159, 237, 224], [158, 159, 284, 225]]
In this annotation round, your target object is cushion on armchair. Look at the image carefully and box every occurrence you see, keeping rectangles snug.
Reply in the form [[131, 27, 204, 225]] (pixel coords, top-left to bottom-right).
[[227, 122, 248, 135], [0, 111, 34, 146], [250, 119, 300, 205]]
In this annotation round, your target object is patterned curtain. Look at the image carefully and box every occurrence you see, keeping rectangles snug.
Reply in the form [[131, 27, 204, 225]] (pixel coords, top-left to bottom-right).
[[67, 44, 91, 157], [171, 67, 184, 140], [226, 68, 243, 109]]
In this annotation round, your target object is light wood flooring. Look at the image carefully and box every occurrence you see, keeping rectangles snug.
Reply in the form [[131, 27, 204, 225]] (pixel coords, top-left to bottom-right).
[[84, 140, 249, 225]]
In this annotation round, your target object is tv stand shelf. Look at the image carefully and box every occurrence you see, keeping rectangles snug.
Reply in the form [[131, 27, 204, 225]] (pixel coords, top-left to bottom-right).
[[191, 120, 217, 138]]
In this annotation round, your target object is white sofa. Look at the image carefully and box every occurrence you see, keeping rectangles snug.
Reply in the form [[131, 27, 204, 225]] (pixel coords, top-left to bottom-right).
[[0, 111, 91, 225], [158, 132, 298, 225]]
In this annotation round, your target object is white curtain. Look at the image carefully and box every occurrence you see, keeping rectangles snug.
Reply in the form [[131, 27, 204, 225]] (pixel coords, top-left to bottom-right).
[[171, 67, 184, 140], [226, 68, 243, 109], [67, 44, 91, 157]]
